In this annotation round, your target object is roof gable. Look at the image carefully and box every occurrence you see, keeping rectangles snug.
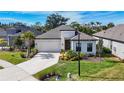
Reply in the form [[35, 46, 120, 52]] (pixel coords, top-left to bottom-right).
[[36, 25, 75, 39]]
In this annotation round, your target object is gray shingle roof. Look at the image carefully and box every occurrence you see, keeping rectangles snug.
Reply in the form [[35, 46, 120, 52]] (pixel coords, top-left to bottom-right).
[[36, 25, 75, 39], [71, 32, 97, 41], [0, 31, 7, 36], [93, 24, 124, 42], [36, 25, 97, 40]]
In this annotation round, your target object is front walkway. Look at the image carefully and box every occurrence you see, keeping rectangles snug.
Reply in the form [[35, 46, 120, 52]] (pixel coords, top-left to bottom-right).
[[17, 52, 60, 75]]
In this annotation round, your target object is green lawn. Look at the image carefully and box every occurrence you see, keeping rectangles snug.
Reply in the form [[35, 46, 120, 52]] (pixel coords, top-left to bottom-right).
[[34, 59, 122, 81], [0, 51, 29, 65]]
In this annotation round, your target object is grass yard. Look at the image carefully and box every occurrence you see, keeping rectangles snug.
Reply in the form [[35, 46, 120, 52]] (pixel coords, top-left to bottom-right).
[[0, 51, 29, 65], [34, 58, 123, 81]]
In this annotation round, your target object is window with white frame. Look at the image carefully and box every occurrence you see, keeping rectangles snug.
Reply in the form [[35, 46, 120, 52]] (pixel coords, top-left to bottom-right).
[[87, 43, 93, 52]]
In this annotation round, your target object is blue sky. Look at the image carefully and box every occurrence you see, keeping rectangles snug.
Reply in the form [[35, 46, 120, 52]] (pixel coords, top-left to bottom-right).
[[0, 11, 124, 25]]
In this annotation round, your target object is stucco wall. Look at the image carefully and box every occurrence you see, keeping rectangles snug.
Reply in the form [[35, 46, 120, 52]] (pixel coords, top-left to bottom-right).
[[61, 31, 75, 39], [96, 38, 124, 59], [61, 31, 75, 50], [71, 40, 96, 55], [111, 41, 124, 59], [102, 39, 112, 49]]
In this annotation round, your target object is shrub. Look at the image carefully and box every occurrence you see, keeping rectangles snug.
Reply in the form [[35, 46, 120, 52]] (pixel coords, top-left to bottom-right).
[[20, 52, 26, 58], [29, 52, 34, 58], [60, 49, 65, 53], [65, 50, 77, 59], [60, 50, 85, 61], [102, 47, 111, 54], [32, 48, 38, 55]]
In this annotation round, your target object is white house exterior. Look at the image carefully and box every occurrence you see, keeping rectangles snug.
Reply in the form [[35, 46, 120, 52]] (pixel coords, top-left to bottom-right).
[[35, 25, 97, 55], [94, 24, 124, 59], [71, 41, 96, 55]]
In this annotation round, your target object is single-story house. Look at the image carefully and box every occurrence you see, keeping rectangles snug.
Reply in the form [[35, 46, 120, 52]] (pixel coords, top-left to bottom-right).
[[0, 26, 35, 46], [93, 24, 124, 59], [35, 25, 97, 55]]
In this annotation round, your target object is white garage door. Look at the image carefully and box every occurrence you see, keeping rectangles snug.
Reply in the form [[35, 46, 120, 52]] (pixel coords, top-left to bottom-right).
[[35, 39, 61, 52]]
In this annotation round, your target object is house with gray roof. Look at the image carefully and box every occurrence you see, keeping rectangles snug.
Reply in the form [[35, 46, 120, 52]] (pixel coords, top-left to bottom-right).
[[0, 26, 35, 46], [35, 25, 97, 55], [94, 24, 124, 59]]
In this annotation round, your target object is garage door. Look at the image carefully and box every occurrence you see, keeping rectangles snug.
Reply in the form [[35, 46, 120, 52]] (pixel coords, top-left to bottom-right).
[[35, 39, 61, 52]]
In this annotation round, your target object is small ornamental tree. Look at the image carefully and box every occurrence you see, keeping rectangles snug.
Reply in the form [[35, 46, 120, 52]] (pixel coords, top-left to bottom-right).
[[14, 36, 23, 50], [21, 31, 35, 58]]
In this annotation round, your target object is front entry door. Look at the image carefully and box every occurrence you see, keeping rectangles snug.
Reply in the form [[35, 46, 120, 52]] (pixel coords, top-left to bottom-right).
[[65, 40, 70, 50]]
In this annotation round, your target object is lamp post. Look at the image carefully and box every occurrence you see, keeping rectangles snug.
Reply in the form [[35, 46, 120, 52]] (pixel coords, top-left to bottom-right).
[[77, 31, 80, 76]]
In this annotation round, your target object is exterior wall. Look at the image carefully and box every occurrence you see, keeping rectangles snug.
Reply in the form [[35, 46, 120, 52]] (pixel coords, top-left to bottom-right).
[[71, 40, 96, 55], [102, 39, 112, 49], [35, 39, 61, 52], [61, 31, 75, 50], [61, 31, 75, 39], [111, 41, 124, 59], [95, 37, 124, 59]]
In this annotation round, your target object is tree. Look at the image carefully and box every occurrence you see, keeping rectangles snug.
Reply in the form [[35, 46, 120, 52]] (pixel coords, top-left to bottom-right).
[[107, 22, 115, 28], [98, 38, 103, 62], [70, 21, 81, 30], [32, 22, 45, 32], [21, 31, 35, 58], [45, 13, 69, 30], [96, 22, 102, 26], [0, 38, 7, 49], [14, 36, 23, 49], [90, 22, 95, 27]]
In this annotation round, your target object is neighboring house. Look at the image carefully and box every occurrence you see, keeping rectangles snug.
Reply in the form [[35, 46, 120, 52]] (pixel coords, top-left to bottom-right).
[[93, 24, 124, 59], [35, 25, 97, 55], [0, 26, 35, 46]]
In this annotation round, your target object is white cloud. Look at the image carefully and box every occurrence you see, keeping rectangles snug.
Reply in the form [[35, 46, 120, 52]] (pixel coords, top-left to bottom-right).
[[17, 11, 85, 24], [0, 17, 33, 25], [57, 12, 84, 24], [0, 18, 20, 21]]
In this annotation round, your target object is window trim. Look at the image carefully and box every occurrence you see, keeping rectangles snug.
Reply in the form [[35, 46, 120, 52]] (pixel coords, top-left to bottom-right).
[[87, 43, 93, 52]]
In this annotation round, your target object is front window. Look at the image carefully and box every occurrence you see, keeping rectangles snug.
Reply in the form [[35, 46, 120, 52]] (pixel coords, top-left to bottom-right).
[[87, 43, 93, 52], [76, 43, 81, 51]]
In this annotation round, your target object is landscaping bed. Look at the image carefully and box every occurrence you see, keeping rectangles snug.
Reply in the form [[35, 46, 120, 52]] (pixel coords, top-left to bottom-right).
[[34, 59, 119, 81], [0, 51, 29, 65]]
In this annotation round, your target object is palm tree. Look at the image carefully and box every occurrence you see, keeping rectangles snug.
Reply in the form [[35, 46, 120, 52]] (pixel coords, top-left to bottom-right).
[[96, 22, 102, 26], [21, 31, 35, 58], [14, 36, 23, 50], [90, 22, 95, 27]]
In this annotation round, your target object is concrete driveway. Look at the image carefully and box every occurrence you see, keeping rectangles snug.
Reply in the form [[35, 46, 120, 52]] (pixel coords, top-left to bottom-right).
[[17, 52, 60, 75], [0, 60, 38, 81], [0, 52, 60, 81]]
